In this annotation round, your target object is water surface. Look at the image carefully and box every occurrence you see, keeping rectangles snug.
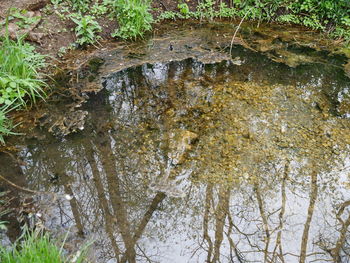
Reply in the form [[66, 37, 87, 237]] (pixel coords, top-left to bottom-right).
[[1, 38, 350, 263]]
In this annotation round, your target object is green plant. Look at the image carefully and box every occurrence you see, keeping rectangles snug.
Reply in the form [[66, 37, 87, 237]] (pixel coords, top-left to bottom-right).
[[69, 0, 91, 12], [0, 228, 90, 263], [156, 11, 184, 21], [196, 0, 216, 20], [71, 13, 102, 46], [51, 0, 63, 5], [91, 1, 110, 15], [5, 8, 41, 29], [218, 3, 237, 18], [178, 3, 190, 17], [0, 35, 47, 108], [111, 0, 153, 40]]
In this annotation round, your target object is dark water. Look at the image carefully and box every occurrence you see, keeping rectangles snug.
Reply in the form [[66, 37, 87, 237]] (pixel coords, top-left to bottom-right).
[[1, 43, 350, 263]]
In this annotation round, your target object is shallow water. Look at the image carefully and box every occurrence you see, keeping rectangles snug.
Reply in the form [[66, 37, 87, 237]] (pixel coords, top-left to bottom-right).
[[1, 33, 350, 262]]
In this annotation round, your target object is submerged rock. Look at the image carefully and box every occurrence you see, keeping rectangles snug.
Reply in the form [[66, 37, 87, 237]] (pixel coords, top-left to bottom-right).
[[48, 110, 88, 136]]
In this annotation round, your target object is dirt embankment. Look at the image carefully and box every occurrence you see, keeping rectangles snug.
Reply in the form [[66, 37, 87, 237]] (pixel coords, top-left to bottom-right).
[[1, 0, 349, 66]]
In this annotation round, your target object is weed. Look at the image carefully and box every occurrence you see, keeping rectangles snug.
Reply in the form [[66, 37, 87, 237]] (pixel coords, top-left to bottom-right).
[[178, 3, 190, 17], [5, 8, 41, 29], [91, 1, 109, 15], [218, 3, 237, 18], [156, 11, 184, 21], [0, 27, 47, 143], [70, 0, 91, 13], [71, 13, 101, 46], [196, 0, 216, 20], [156, 0, 350, 44], [0, 35, 47, 108], [111, 0, 153, 40], [0, 228, 90, 263]]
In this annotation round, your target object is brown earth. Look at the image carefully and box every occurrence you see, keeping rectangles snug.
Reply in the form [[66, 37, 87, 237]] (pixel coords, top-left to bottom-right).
[[0, 0, 190, 57], [0, 0, 348, 61]]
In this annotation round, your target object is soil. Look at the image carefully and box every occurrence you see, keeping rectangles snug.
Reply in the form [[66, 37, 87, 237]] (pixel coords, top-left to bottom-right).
[[0, 0, 348, 60], [0, 0, 193, 57]]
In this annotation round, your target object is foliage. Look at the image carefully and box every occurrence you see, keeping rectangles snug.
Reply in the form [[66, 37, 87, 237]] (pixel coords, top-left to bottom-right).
[[0, 35, 46, 108], [91, 1, 109, 15], [0, 229, 90, 263], [0, 29, 47, 143], [69, 0, 92, 13], [110, 0, 153, 40], [157, 11, 184, 21], [71, 13, 101, 46], [156, 0, 350, 44], [0, 231, 63, 263], [178, 3, 190, 17], [4, 8, 41, 29], [218, 3, 237, 18], [196, 0, 216, 20]]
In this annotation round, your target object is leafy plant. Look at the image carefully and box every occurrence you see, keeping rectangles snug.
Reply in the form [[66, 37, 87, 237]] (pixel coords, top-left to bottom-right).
[[178, 3, 190, 17], [218, 3, 237, 18], [156, 0, 350, 44], [71, 13, 102, 46], [69, 0, 91, 13], [4, 8, 41, 29], [91, 1, 110, 15], [0, 228, 90, 263], [0, 35, 47, 108], [0, 27, 47, 143], [156, 11, 185, 21], [196, 0, 216, 20], [111, 0, 153, 40]]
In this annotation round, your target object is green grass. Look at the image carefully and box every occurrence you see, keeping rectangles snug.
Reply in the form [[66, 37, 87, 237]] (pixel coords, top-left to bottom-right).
[[157, 0, 350, 44], [0, 35, 47, 107], [0, 30, 47, 144], [0, 231, 63, 263], [110, 0, 153, 40], [0, 229, 90, 263]]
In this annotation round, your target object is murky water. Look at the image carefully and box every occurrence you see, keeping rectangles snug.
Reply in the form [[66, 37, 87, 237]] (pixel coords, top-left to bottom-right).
[[1, 31, 350, 262]]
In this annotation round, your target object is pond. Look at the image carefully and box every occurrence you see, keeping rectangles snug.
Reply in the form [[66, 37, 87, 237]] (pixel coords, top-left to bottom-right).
[[1, 23, 350, 263]]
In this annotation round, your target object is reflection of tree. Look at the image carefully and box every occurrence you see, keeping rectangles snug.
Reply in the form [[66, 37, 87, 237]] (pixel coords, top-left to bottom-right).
[[300, 171, 318, 263], [6, 58, 350, 263], [333, 200, 350, 261]]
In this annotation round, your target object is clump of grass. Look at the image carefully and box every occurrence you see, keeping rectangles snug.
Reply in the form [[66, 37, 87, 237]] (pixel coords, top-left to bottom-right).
[[0, 35, 47, 108], [0, 28, 47, 144], [0, 228, 90, 263], [0, 231, 63, 263], [110, 0, 153, 40]]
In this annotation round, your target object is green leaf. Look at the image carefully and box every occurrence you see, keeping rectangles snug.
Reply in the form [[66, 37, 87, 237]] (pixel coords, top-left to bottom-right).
[[9, 82, 17, 88]]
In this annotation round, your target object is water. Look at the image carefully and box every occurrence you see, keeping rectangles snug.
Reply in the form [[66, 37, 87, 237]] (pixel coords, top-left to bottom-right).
[[1, 28, 350, 263]]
